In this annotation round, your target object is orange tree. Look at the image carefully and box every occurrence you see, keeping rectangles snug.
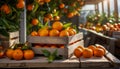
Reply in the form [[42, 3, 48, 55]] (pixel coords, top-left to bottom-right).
[[0, 0, 25, 37], [26, 0, 85, 35]]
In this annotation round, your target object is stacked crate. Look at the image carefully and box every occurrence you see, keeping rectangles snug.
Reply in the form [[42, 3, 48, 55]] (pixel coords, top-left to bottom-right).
[[27, 32, 84, 58], [0, 31, 19, 49]]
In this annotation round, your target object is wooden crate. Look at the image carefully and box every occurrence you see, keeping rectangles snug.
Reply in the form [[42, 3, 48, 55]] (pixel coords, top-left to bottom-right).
[[0, 31, 19, 49], [27, 32, 84, 58]]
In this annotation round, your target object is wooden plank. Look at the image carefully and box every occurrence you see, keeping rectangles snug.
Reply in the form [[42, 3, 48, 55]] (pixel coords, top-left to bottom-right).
[[0, 56, 80, 68], [27, 33, 83, 44], [105, 52, 120, 67], [80, 56, 111, 67]]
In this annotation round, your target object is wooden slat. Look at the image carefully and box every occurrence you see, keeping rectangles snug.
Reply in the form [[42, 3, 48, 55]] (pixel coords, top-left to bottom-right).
[[0, 56, 80, 68], [28, 33, 83, 44], [105, 52, 120, 67], [80, 56, 111, 67]]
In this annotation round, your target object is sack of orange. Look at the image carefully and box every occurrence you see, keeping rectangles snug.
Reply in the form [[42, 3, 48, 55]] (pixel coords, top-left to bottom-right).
[[74, 44, 106, 58], [30, 21, 77, 37]]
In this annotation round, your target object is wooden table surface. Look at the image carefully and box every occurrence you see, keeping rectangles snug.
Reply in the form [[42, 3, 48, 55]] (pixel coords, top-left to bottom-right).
[[0, 52, 120, 69]]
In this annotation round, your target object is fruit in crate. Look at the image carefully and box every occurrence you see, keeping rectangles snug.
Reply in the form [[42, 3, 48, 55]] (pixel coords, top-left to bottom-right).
[[6, 49, 14, 59], [30, 21, 77, 37]]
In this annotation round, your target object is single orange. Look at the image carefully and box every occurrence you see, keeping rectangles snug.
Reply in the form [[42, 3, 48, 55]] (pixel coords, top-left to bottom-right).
[[12, 49, 23, 60], [96, 45, 106, 55], [59, 3, 65, 9], [83, 48, 93, 58], [46, 13, 53, 20], [1, 4, 11, 14], [43, 17, 49, 23], [50, 45, 57, 48], [88, 45, 96, 53], [77, 46, 84, 51], [27, 4, 34, 11], [54, 16, 60, 21], [6, 49, 14, 59], [52, 21, 63, 31], [16, 0, 25, 9], [59, 30, 69, 37], [74, 48, 83, 58], [38, 29, 49, 36], [94, 48, 104, 57], [31, 31, 38, 36], [44, 0, 51, 3], [49, 29, 60, 36], [0, 50, 4, 58], [24, 50, 34, 60], [67, 12, 74, 18], [31, 18, 39, 26]]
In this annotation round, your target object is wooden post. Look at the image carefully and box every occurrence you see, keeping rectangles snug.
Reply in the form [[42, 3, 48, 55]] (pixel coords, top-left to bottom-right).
[[20, 0, 26, 43], [114, 0, 118, 23], [107, 0, 110, 17], [101, 1, 104, 13], [95, 3, 99, 13]]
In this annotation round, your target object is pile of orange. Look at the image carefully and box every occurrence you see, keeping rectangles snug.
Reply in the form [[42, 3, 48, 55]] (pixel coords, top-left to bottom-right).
[[30, 21, 77, 37], [74, 45, 106, 58], [6, 48, 34, 60], [34, 44, 64, 48]]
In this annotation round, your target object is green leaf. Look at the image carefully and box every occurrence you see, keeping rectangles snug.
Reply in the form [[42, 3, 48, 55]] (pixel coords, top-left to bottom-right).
[[48, 55, 55, 63], [52, 49, 57, 57], [41, 49, 51, 57], [63, 22, 72, 29]]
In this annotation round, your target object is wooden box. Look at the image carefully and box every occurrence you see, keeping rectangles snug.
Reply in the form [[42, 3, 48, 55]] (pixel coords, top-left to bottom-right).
[[0, 31, 19, 49], [27, 32, 84, 58]]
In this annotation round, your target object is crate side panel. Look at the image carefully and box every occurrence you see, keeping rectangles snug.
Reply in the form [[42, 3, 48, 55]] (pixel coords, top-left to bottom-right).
[[28, 36, 68, 44]]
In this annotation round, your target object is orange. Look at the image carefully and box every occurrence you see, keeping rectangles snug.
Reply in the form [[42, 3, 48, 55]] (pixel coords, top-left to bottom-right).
[[27, 4, 34, 11], [59, 30, 69, 37], [77, 46, 84, 51], [52, 21, 63, 31], [59, 3, 65, 9], [34, 45, 42, 48], [6, 49, 14, 59], [49, 29, 60, 36], [43, 45, 49, 48], [12, 49, 23, 60], [67, 12, 74, 18], [16, 0, 25, 9], [96, 45, 106, 55], [44, 0, 51, 3], [0, 50, 4, 58], [38, 29, 49, 36], [43, 17, 49, 22], [94, 48, 104, 57], [46, 13, 53, 20], [1, 4, 11, 14], [59, 45, 64, 48], [69, 28, 77, 34], [67, 29, 75, 36], [83, 48, 93, 58], [54, 16, 60, 21], [31, 31, 38, 36], [50, 45, 57, 48], [88, 45, 96, 53], [24, 50, 34, 60], [74, 48, 83, 58], [31, 18, 39, 25]]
